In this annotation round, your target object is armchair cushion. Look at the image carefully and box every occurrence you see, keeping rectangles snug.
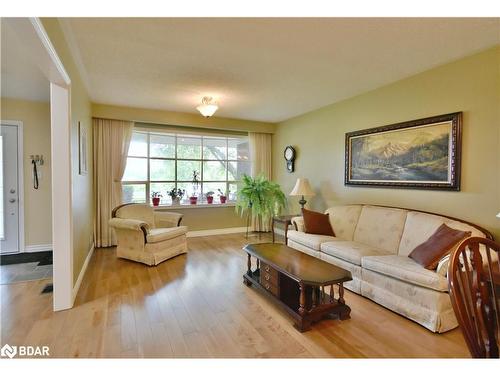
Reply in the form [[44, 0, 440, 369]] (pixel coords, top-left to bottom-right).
[[109, 217, 150, 232], [146, 226, 188, 243]]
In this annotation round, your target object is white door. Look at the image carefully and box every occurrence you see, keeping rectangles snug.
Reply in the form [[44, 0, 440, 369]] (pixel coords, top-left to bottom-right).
[[0, 124, 20, 254]]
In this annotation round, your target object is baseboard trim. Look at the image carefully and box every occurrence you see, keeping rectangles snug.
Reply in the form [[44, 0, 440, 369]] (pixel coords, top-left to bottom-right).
[[187, 226, 247, 238], [72, 244, 94, 302], [24, 243, 52, 252]]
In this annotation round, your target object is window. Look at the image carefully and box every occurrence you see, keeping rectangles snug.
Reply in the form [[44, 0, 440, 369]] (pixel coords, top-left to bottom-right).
[[122, 130, 250, 205]]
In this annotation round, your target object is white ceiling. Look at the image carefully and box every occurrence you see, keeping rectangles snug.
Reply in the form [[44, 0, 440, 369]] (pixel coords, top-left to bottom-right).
[[60, 18, 499, 122], [1, 19, 49, 102]]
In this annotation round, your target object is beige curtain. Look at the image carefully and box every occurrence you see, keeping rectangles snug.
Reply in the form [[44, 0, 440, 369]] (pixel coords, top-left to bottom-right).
[[249, 132, 272, 231], [93, 118, 134, 247]]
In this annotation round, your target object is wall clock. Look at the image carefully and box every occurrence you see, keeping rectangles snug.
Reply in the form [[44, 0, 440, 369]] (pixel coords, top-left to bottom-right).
[[284, 145, 296, 173]]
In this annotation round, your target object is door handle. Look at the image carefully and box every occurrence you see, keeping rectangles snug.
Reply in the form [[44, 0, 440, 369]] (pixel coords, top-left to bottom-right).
[[9, 198, 15, 203], [10, 189, 16, 194]]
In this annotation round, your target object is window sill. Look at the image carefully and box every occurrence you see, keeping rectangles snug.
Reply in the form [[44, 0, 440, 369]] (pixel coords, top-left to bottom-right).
[[152, 202, 236, 210]]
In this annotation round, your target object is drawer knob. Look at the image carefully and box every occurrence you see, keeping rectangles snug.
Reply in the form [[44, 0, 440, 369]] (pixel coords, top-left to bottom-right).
[[265, 284, 270, 290], [265, 266, 270, 272], [265, 275, 270, 281]]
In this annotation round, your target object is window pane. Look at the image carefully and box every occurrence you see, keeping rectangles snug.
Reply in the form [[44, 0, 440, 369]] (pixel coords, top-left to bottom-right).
[[228, 161, 251, 181], [122, 184, 146, 203], [128, 132, 148, 157], [150, 134, 175, 158], [177, 160, 201, 181], [228, 182, 238, 201], [150, 159, 175, 181], [203, 161, 227, 181], [177, 136, 201, 159], [122, 157, 147, 181], [202, 182, 227, 202], [150, 182, 176, 205], [228, 138, 250, 161], [203, 137, 227, 160]]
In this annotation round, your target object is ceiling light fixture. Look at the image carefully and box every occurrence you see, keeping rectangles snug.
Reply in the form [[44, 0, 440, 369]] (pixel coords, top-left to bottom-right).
[[196, 96, 218, 118]]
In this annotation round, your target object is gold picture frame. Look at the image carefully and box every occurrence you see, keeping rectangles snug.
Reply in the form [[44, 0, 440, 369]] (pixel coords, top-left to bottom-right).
[[345, 112, 462, 190]]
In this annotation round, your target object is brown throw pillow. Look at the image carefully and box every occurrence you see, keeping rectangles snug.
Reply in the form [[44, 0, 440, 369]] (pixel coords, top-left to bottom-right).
[[302, 208, 335, 236], [408, 223, 471, 270]]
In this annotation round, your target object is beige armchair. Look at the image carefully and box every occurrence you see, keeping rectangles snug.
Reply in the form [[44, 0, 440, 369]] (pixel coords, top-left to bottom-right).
[[109, 203, 188, 266]]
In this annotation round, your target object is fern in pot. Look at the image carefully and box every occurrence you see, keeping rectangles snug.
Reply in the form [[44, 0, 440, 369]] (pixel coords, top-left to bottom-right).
[[235, 174, 287, 235]]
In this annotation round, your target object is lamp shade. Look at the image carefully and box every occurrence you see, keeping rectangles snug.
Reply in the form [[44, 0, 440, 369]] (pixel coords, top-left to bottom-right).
[[196, 96, 218, 117], [290, 178, 315, 197]]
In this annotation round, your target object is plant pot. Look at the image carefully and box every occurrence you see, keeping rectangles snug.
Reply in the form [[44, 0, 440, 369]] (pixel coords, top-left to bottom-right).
[[207, 196, 214, 204], [152, 197, 160, 207], [220, 196, 227, 204], [172, 197, 181, 205], [189, 196, 198, 205]]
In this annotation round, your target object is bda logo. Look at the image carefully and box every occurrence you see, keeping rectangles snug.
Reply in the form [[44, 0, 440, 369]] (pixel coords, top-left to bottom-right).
[[1, 344, 17, 358]]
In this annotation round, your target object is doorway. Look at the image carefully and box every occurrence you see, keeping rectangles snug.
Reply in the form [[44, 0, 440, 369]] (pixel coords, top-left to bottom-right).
[[0, 121, 23, 254]]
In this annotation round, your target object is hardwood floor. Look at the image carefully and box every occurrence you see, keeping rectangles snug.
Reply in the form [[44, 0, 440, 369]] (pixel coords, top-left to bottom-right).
[[0, 233, 470, 358]]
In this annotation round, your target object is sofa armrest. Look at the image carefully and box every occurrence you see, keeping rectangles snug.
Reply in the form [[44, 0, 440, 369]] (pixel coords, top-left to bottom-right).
[[291, 216, 305, 232], [109, 218, 150, 232], [437, 254, 450, 277], [154, 211, 183, 228]]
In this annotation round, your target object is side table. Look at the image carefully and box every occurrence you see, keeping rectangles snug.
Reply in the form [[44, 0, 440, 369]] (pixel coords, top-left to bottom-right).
[[272, 214, 299, 244]]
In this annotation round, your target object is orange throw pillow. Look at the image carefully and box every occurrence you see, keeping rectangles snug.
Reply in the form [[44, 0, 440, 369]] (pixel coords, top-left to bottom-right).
[[302, 208, 335, 236], [408, 223, 471, 270]]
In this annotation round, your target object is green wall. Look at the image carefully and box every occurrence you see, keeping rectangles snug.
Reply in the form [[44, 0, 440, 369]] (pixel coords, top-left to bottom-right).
[[273, 46, 500, 239]]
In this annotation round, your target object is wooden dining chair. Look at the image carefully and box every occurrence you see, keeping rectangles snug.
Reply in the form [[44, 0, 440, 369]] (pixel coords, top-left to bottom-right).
[[448, 237, 499, 358]]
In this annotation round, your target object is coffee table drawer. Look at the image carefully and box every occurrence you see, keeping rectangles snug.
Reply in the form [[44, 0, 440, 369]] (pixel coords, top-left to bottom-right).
[[260, 263, 278, 286], [261, 280, 279, 296]]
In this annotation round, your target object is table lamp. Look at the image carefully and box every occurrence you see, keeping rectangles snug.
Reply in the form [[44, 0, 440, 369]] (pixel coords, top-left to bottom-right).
[[289, 178, 315, 210]]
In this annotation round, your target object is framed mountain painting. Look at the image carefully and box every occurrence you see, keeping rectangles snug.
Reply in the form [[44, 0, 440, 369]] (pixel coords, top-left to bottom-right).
[[345, 112, 462, 190]]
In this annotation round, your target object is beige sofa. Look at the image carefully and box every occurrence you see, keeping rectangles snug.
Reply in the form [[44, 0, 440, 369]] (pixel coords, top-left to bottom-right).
[[288, 204, 491, 333], [109, 203, 188, 266]]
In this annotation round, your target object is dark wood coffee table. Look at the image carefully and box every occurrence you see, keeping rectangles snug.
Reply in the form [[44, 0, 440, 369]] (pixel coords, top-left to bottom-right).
[[242, 243, 352, 332]]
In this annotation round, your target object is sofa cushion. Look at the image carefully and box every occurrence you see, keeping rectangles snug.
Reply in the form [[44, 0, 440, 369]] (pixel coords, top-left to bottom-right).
[[353, 205, 407, 254], [398, 211, 486, 256], [146, 226, 188, 243], [361, 255, 448, 292], [302, 208, 335, 236], [287, 230, 337, 251], [321, 241, 390, 266], [408, 223, 471, 270], [324, 205, 362, 241]]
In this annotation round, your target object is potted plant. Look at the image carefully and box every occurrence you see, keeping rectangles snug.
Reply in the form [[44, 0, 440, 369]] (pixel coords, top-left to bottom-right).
[[217, 188, 227, 204], [189, 170, 200, 205], [235, 174, 287, 234], [151, 191, 162, 207], [168, 188, 185, 205], [205, 191, 215, 204]]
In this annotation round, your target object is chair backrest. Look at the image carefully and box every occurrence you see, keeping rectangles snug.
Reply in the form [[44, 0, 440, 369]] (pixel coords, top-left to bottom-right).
[[112, 203, 156, 228], [448, 237, 500, 358]]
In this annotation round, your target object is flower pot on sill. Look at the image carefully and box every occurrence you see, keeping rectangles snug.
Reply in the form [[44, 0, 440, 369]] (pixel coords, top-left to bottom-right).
[[189, 196, 198, 205], [207, 196, 214, 204], [220, 196, 227, 204], [172, 197, 181, 205], [152, 197, 160, 207]]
